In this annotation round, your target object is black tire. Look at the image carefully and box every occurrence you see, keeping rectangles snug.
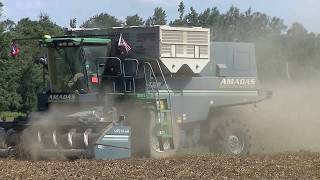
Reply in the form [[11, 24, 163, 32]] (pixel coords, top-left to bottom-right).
[[208, 109, 251, 155], [147, 110, 179, 158], [131, 107, 179, 158]]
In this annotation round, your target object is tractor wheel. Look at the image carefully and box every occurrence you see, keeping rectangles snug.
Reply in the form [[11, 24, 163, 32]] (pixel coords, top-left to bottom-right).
[[147, 110, 179, 158], [208, 110, 251, 155], [131, 108, 179, 158]]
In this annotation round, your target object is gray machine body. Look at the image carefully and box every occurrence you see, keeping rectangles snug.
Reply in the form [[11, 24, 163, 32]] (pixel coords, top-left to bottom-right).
[[67, 26, 264, 123], [167, 42, 260, 123]]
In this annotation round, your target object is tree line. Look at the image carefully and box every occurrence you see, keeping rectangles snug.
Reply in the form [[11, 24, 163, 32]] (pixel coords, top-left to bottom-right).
[[0, 1, 319, 114]]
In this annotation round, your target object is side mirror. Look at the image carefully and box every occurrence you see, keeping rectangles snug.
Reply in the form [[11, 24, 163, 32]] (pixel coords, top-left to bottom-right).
[[216, 64, 228, 77], [39, 57, 48, 70]]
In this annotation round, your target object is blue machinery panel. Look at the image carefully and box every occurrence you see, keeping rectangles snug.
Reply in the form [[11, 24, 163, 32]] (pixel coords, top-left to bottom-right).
[[94, 125, 131, 160]]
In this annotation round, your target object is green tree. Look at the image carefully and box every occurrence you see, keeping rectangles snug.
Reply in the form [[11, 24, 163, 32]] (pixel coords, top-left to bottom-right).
[[2, 19, 15, 32], [198, 8, 211, 27], [126, 14, 144, 26], [145, 17, 153, 26], [269, 17, 286, 34], [0, 2, 22, 112], [203, 7, 221, 39], [185, 7, 199, 26], [170, 1, 186, 26], [219, 6, 242, 41], [81, 13, 122, 28], [146, 7, 167, 26], [70, 18, 77, 28], [0, 60, 22, 112], [10, 15, 63, 112], [178, 1, 185, 21], [287, 22, 308, 36]]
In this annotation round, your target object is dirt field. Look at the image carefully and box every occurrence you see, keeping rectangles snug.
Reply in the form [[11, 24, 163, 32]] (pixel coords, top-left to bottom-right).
[[0, 152, 319, 179]]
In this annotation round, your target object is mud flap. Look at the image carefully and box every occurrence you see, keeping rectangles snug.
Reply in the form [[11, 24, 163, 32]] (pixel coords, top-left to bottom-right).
[[94, 125, 131, 160]]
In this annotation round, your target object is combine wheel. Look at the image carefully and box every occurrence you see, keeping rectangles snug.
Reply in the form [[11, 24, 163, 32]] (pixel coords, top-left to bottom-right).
[[130, 107, 179, 158], [208, 109, 251, 155], [147, 110, 178, 158], [141, 109, 179, 158]]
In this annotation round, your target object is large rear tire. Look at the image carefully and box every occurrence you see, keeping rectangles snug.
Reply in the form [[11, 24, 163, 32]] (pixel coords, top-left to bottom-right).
[[208, 108, 251, 155]]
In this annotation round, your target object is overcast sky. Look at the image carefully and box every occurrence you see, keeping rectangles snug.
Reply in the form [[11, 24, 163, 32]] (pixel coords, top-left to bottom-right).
[[1, 0, 320, 33]]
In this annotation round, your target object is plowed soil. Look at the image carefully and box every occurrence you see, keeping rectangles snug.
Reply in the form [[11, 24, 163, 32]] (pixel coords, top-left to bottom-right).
[[0, 152, 319, 179]]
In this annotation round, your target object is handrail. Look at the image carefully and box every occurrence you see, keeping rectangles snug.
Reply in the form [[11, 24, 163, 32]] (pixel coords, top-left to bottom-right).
[[123, 58, 139, 77], [96, 57, 122, 93], [155, 59, 174, 140], [155, 59, 171, 98], [143, 62, 160, 100], [144, 60, 175, 149], [122, 58, 139, 93], [96, 57, 123, 77]]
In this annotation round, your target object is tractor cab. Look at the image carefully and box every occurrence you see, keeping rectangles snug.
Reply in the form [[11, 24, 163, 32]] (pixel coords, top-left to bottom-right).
[[40, 37, 111, 94]]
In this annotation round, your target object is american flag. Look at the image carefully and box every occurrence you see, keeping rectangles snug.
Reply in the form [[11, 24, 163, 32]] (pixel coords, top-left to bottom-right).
[[10, 42, 20, 57], [118, 34, 132, 53]]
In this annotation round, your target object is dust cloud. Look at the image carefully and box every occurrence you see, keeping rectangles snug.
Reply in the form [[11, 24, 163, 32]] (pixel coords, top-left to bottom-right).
[[20, 103, 107, 160], [240, 77, 320, 154]]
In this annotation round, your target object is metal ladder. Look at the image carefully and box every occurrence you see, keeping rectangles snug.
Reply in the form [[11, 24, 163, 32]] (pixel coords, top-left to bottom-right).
[[143, 60, 175, 151]]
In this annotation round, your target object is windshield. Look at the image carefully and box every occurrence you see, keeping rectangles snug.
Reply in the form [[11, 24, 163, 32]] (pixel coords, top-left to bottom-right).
[[48, 46, 87, 93], [47, 45, 109, 93], [83, 46, 109, 91]]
